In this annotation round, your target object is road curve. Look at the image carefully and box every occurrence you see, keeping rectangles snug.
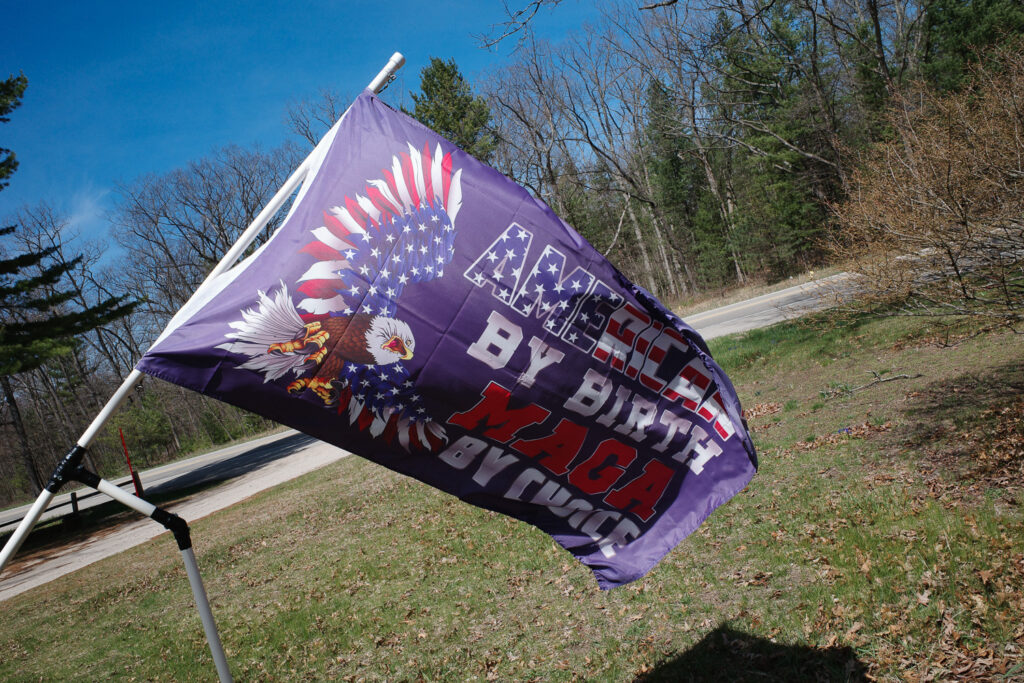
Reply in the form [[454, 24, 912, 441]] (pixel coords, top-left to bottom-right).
[[686, 273, 854, 340]]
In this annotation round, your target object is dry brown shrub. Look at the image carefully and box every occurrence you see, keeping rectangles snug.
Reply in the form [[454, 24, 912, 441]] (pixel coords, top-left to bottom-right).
[[831, 43, 1024, 329]]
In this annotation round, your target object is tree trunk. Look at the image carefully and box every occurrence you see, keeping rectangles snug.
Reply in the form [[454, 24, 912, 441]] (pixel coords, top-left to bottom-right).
[[70, 347, 104, 411], [175, 385, 202, 435], [1, 375, 44, 495], [200, 395, 234, 442], [624, 197, 658, 294], [693, 146, 746, 284], [866, 0, 893, 93], [643, 202, 685, 298], [37, 364, 104, 474]]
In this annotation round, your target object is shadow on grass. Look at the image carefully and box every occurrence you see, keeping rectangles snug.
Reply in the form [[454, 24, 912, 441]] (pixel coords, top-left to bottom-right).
[[638, 625, 868, 682], [899, 359, 1024, 456], [0, 431, 321, 559], [896, 359, 1024, 488], [901, 360, 1024, 446]]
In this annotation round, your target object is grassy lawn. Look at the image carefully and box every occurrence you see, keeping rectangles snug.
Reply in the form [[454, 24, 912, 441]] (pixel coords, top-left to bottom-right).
[[1, 314, 1022, 681]]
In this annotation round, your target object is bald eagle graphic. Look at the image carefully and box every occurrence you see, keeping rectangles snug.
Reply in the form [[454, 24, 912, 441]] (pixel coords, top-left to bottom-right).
[[217, 142, 462, 451]]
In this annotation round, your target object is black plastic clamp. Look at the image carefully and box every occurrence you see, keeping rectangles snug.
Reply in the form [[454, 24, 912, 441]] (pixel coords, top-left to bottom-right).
[[45, 445, 89, 493], [46, 443, 193, 551], [151, 508, 193, 551]]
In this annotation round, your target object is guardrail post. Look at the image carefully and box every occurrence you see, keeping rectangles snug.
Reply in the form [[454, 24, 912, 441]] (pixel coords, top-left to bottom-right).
[[131, 471, 145, 498]]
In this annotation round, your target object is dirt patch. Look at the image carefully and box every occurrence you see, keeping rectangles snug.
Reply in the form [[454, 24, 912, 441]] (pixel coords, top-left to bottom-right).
[[1, 517, 133, 579]]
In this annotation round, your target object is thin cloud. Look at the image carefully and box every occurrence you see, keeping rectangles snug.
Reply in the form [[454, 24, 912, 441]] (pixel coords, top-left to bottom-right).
[[66, 184, 111, 239]]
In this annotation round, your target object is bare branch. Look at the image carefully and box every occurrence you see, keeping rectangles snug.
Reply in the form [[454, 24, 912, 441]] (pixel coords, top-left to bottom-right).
[[479, 0, 562, 49]]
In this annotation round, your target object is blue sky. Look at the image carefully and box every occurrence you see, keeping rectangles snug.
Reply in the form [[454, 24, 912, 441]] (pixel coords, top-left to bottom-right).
[[2, 1, 599, 243]]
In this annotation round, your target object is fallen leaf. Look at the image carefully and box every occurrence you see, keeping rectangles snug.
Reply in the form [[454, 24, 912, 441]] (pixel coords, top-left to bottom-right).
[[845, 621, 864, 639]]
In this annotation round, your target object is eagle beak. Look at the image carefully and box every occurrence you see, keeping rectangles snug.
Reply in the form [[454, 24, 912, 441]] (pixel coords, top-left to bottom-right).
[[382, 335, 413, 360]]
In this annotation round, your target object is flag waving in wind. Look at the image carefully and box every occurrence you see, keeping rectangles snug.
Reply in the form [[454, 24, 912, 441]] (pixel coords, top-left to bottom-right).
[[138, 91, 757, 589]]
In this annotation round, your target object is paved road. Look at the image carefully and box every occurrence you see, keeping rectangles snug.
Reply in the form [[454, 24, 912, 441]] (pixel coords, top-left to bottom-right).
[[0, 434, 347, 601], [0, 273, 847, 601], [0, 429, 323, 531], [686, 273, 854, 339]]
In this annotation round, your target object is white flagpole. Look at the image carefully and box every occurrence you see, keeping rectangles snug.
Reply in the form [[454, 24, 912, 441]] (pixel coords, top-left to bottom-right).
[[0, 52, 407, 683]]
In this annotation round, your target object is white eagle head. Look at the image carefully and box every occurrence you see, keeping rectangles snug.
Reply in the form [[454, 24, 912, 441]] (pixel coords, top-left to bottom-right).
[[366, 316, 415, 365]]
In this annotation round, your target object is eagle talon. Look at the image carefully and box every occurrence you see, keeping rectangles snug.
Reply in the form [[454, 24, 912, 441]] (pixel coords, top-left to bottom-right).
[[308, 345, 330, 365], [285, 377, 337, 404], [269, 323, 328, 356], [286, 378, 309, 394], [308, 378, 337, 404]]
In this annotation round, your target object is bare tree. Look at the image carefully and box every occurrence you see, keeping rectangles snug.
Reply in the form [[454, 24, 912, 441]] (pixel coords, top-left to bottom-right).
[[487, 11, 694, 297], [286, 88, 349, 147], [480, 0, 566, 48], [480, 0, 680, 48], [113, 142, 302, 321], [831, 44, 1024, 328]]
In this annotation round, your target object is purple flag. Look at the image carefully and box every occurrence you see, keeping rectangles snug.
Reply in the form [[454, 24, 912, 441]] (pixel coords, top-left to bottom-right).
[[138, 92, 757, 588]]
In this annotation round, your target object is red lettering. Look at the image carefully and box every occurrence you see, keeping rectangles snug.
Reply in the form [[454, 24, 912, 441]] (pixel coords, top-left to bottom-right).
[[593, 304, 651, 372], [663, 359, 711, 410], [604, 460, 675, 521], [567, 439, 636, 495], [448, 381, 550, 442], [625, 321, 662, 379], [511, 418, 588, 475], [639, 328, 689, 392]]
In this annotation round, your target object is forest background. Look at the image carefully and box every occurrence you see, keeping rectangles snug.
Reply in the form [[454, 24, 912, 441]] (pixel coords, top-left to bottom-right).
[[2, 0, 1022, 506]]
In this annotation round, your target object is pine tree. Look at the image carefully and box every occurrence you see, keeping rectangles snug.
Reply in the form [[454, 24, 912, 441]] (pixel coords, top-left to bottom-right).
[[0, 74, 26, 191], [645, 80, 706, 287], [705, 3, 831, 278], [1, 74, 135, 493], [406, 57, 496, 163], [923, 0, 1024, 92]]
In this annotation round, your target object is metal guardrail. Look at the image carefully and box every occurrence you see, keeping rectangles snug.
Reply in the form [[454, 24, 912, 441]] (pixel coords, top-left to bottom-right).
[[0, 476, 139, 533]]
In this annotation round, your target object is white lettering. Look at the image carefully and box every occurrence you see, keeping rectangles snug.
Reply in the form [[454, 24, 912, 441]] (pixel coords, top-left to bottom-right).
[[517, 337, 565, 388], [467, 310, 523, 369]]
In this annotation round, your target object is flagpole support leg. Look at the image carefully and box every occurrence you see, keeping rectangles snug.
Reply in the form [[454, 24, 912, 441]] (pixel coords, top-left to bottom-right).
[[0, 442, 91, 573], [74, 471, 234, 681], [0, 490, 54, 573], [4, 452, 233, 682], [181, 546, 233, 683]]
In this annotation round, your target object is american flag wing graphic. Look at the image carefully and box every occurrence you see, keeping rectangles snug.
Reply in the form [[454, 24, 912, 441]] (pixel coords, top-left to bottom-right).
[[295, 141, 462, 317]]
